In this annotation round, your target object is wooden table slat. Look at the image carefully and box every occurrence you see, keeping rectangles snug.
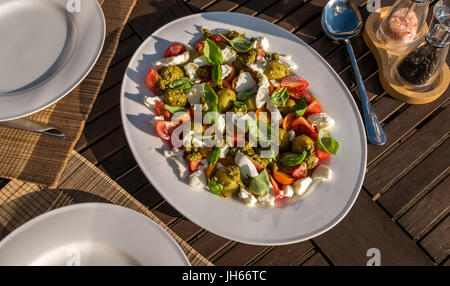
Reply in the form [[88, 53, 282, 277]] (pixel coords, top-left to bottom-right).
[[169, 217, 204, 242], [398, 176, 450, 241], [256, 0, 305, 23], [367, 92, 449, 165], [252, 241, 314, 266], [301, 251, 330, 266], [189, 231, 233, 259], [276, 0, 329, 32], [365, 105, 449, 196], [80, 127, 128, 165], [419, 216, 450, 264], [234, 0, 279, 16], [132, 184, 165, 209], [115, 166, 152, 195], [213, 243, 270, 266], [312, 190, 432, 265], [205, 0, 247, 11], [186, 0, 218, 12], [110, 34, 142, 67], [377, 137, 450, 219]]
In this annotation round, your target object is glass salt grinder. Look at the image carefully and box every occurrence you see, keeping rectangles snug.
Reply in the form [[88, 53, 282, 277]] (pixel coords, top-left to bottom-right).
[[392, 0, 449, 90], [377, 0, 430, 48]]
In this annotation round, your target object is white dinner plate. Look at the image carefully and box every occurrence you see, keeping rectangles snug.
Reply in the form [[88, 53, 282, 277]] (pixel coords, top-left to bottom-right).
[[0, 203, 190, 265], [120, 12, 367, 245], [0, 0, 105, 121]]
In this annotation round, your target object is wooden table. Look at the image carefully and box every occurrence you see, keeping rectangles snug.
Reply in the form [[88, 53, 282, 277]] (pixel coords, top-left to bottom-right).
[[5, 0, 448, 266]]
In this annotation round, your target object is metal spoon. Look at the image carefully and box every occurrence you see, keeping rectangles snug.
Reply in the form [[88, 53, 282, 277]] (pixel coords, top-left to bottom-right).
[[322, 0, 386, 145]]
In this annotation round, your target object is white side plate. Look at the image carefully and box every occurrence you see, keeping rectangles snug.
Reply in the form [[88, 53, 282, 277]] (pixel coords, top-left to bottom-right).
[[0, 203, 190, 266], [120, 12, 367, 245], [0, 0, 105, 121]]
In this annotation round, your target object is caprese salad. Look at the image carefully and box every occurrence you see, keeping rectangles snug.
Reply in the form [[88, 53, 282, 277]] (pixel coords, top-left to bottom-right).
[[143, 27, 339, 207]]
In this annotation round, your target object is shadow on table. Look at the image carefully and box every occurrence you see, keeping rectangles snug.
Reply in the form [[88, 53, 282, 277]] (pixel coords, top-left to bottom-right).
[[0, 188, 109, 241]]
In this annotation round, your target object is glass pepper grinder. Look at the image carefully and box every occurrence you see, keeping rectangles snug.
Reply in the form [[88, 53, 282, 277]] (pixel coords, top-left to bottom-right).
[[392, 0, 449, 91], [377, 0, 430, 49]]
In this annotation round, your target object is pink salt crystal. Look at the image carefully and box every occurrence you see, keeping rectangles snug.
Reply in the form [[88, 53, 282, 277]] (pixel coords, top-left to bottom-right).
[[384, 8, 419, 42]]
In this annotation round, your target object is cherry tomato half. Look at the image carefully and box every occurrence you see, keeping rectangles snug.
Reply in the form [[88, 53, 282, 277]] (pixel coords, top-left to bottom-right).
[[316, 148, 331, 160], [189, 160, 202, 172], [155, 121, 178, 142], [210, 34, 225, 43], [146, 68, 159, 95], [291, 163, 308, 180], [288, 88, 313, 103], [155, 101, 171, 121], [164, 43, 187, 58], [194, 39, 205, 55], [305, 98, 322, 116], [281, 76, 309, 90], [291, 116, 318, 141]]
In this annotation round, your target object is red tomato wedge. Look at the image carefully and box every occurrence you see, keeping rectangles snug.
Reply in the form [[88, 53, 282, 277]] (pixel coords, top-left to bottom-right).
[[305, 98, 322, 116], [281, 112, 296, 131], [164, 43, 186, 58], [288, 88, 313, 103], [316, 148, 331, 160], [155, 101, 171, 121], [268, 174, 283, 199], [189, 160, 202, 172], [155, 121, 178, 142], [146, 68, 159, 95], [292, 163, 308, 180], [291, 116, 318, 141], [281, 76, 309, 90], [210, 34, 225, 43]]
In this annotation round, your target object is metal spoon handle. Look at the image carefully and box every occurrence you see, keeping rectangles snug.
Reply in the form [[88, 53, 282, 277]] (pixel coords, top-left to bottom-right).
[[345, 40, 386, 145], [0, 118, 65, 139]]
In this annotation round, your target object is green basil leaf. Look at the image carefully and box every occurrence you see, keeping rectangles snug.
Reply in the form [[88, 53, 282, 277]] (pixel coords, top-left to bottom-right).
[[248, 169, 270, 196], [206, 147, 220, 166], [233, 100, 247, 110], [202, 83, 218, 107], [212, 64, 222, 86], [168, 77, 193, 90], [318, 129, 339, 155], [295, 97, 307, 117], [219, 32, 254, 52], [230, 38, 254, 52], [203, 38, 223, 65], [208, 180, 223, 196], [163, 104, 186, 114], [271, 87, 289, 106], [236, 86, 257, 101], [280, 151, 307, 166]]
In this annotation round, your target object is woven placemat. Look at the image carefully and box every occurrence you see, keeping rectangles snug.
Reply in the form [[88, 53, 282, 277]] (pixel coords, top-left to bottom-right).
[[0, 0, 136, 188], [0, 151, 213, 266]]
